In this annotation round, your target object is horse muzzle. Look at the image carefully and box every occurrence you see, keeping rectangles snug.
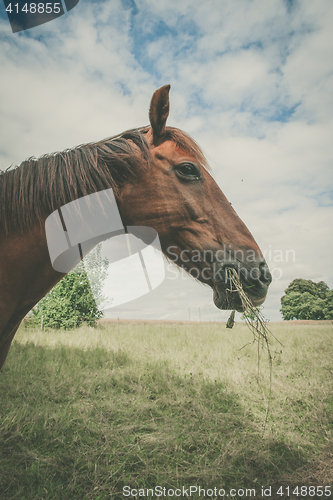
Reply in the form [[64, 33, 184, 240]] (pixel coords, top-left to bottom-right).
[[212, 260, 272, 311]]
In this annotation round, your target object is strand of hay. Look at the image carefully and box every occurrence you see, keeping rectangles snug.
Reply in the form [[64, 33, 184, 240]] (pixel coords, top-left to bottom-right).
[[226, 268, 283, 347], [226, 268, 284, 435]]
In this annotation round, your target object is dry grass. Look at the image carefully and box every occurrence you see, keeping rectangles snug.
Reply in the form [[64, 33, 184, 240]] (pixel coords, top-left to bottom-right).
[[227, 268, 283, 349], [1, 320, 332, 499]]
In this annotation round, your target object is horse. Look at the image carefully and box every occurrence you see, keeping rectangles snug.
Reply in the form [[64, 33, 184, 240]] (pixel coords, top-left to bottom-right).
[[0, 85, 272, 369]]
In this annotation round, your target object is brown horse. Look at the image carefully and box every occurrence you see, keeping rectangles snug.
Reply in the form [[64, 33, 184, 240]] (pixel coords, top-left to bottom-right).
[[0, 85, 271, 369]]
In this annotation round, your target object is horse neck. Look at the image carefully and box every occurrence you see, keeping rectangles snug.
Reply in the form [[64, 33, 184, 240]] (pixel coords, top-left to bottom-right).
[[0, 223, 62, 328]]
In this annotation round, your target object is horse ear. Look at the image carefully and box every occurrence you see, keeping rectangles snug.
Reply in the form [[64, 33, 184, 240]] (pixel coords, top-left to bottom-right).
[[149, 84, 170, 144]]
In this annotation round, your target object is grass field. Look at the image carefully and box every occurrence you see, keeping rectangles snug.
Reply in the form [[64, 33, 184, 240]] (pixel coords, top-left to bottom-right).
[[0, 320, 332, 500]]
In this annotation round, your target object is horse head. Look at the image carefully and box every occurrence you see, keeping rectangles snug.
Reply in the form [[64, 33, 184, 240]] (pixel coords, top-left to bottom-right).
[[117, 85, 272, 311]]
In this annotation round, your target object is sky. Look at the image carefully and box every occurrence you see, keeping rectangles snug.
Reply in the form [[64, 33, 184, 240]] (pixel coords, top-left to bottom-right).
[[1, 0, 332, 322]]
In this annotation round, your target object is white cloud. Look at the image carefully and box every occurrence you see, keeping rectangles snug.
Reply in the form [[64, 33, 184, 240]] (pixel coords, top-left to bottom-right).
[[164, 291, 187, 300]]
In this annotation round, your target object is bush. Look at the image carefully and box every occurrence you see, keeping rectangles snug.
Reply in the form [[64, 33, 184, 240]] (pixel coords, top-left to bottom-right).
[[33, 245, 108, 329]]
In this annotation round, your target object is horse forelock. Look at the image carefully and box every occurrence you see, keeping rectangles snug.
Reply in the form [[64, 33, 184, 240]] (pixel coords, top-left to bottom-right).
[[0, 125, 208, 235], [163, 127, 209, 170]]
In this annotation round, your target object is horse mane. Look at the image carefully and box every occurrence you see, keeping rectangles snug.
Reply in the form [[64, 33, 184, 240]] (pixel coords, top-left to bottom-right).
[[0, 126, 207, 235]]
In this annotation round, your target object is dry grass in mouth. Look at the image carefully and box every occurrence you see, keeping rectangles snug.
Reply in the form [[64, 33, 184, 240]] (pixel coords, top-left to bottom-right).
[[226, 268, 283, 347], [226, 268, 284, 433]]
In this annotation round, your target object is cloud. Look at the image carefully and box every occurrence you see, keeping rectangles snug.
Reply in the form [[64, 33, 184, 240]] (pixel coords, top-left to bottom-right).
[[0, 1, 153, 165], [164, 291, 188, 300]]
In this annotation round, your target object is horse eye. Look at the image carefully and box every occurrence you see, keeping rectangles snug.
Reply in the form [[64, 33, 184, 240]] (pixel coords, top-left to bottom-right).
[[175, 163, 201, 180]]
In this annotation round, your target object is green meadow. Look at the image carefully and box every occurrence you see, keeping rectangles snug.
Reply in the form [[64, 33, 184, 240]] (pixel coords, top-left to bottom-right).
[[0, 321, 332, 500]]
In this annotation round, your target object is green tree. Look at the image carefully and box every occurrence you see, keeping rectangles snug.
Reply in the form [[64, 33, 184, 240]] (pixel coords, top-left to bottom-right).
[[280, 278, 332, 320], [323, 290, 333, 319], [33, 245, 109, 329]]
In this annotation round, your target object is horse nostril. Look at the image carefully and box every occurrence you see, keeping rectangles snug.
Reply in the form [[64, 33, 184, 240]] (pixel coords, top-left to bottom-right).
[[259, 262, 272, 285]]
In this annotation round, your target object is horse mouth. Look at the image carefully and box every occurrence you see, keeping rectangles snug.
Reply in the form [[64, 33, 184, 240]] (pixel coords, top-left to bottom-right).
[[213, 286, 244, 312], [212, 280, 267, 312], [208, 258, 272, 312], [213, 272, 268, 312]]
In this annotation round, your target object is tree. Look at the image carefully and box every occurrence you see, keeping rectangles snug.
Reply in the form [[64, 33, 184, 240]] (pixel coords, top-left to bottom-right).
[[33, 245, 109, 329], [280, 278, 332, 320], [323, 290, 333, 319]]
